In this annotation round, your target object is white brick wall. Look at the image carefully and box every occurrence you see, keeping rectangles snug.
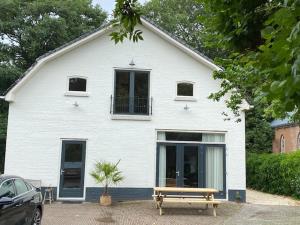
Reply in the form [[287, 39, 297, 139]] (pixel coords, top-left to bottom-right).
[[5, 24, 246, 198]]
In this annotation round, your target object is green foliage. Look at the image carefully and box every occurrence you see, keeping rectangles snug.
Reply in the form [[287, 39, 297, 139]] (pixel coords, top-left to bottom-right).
[[246, 107, 273, 153], [0, 0, 107, 70], [200, 0, 300, 121], [247, 151, 300, 199], [90, 160, 124, 195], [199, 0, 274, 52], [110, 0, 143, 43], [142, 0, 217, 58]]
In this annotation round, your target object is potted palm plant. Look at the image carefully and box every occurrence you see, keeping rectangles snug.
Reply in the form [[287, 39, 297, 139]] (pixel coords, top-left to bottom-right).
[[90, 160, 124, 206]]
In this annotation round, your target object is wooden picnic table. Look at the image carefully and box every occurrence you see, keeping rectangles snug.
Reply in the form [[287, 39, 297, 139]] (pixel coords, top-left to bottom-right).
[[153, 187, 221, 216]]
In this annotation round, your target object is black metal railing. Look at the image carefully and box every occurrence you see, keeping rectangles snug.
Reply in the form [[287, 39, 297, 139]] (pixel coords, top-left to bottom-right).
[[110, 95, 153, 115]]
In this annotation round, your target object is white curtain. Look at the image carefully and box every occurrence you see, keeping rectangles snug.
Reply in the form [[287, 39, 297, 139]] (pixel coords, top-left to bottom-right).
[[202, 133, 225, 143], [158, 132, 166, 187], [206, 146, 223, 191]]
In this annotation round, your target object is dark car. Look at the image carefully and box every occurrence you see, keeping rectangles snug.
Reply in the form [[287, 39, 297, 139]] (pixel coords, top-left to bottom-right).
[[0, 175, 43, 225]]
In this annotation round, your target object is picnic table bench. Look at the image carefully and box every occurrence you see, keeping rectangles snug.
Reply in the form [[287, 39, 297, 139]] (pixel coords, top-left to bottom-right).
[[153, 187, 221, 216]]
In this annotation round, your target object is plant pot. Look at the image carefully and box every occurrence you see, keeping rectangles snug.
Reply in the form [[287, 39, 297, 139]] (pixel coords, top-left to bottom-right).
[[100, 195, 112, 206]]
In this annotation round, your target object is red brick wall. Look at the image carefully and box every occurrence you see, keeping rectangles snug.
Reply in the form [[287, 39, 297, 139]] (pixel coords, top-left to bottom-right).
[[272, 125, 300, 153]]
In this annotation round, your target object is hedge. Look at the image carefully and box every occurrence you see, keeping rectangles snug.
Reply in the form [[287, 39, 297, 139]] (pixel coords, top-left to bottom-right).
[[247, 151, 300, 199]]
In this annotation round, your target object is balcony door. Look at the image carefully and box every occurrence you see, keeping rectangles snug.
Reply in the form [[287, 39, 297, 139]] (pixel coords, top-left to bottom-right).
[[114, 70, 149, 115]]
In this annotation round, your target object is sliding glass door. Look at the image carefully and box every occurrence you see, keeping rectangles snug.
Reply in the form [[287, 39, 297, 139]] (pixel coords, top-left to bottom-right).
[[156, 143, 226, 197]]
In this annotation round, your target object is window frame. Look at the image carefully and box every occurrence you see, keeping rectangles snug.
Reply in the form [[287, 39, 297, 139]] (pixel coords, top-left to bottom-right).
[[157, 130, 226, 144], [65, 76, 89, 97], [113, 69, 150, 115], [175, 81, 196, 101]]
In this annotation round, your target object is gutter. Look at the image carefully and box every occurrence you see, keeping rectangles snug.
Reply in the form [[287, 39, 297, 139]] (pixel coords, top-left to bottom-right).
[[0, 96, 5, 100]]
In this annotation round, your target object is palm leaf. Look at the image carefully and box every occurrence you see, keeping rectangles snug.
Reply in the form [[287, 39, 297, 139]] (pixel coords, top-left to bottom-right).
[[89, 160, 124, 195]]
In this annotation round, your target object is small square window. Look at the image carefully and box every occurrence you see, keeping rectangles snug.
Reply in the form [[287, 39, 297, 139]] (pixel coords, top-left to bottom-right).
[[69, 78, 87, 92], [177, 82, 193, 96]]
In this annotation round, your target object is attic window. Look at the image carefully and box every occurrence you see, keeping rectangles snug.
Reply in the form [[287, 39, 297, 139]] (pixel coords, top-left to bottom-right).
[[177, 82, 194, 96], [69, 77, 87, 92]]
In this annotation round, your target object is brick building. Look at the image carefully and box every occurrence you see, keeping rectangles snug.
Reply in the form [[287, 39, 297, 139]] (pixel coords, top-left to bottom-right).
[[271, 119, 300, 153]]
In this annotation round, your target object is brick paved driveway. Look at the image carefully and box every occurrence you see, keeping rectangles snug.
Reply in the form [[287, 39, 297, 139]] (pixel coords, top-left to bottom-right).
[[42, 201, 300, 225]]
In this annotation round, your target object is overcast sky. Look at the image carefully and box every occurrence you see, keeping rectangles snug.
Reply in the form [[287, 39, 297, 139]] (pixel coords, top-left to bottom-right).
[[92, 0, 148, 15]]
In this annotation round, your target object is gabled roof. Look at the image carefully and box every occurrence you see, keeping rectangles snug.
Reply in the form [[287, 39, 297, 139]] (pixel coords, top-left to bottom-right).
[[4, 17, 221, 102]]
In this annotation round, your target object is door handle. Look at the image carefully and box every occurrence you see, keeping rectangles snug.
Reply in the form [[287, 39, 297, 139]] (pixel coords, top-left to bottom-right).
[[61, 169, 65, 175], [176, 171, 180, 177]]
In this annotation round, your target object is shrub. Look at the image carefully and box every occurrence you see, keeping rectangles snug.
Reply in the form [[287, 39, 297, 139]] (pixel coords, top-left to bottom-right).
[[247, 151, 300, 199]]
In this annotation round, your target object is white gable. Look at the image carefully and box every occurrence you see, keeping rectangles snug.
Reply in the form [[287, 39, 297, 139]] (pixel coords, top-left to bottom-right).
[[4, 18, 221, 102]]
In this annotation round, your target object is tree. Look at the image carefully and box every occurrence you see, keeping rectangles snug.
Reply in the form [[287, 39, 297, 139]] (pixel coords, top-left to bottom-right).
[[245, 107, 273, 153], [199, 0, 300, 121], [0, 0, 107, 73], [142, 0, 211, 56]]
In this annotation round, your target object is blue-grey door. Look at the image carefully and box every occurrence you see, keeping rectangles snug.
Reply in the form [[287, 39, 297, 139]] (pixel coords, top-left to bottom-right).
[[59, 141, 86, 198]]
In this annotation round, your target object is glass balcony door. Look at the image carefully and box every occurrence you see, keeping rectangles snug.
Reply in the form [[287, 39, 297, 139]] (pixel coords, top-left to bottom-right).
[[114, 70, 149, 115]]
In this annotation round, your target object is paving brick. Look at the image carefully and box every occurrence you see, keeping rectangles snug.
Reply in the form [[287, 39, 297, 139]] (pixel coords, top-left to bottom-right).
[[42, 200, 300, 225]]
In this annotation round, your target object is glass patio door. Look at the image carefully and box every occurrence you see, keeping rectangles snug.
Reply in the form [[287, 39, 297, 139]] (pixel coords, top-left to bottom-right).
[[157, 143, 226, 195], [157, 144, 200, 187]]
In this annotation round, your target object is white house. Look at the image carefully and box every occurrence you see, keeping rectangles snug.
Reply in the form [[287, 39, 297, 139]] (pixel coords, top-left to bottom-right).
[[3, 18, 248, 202]]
